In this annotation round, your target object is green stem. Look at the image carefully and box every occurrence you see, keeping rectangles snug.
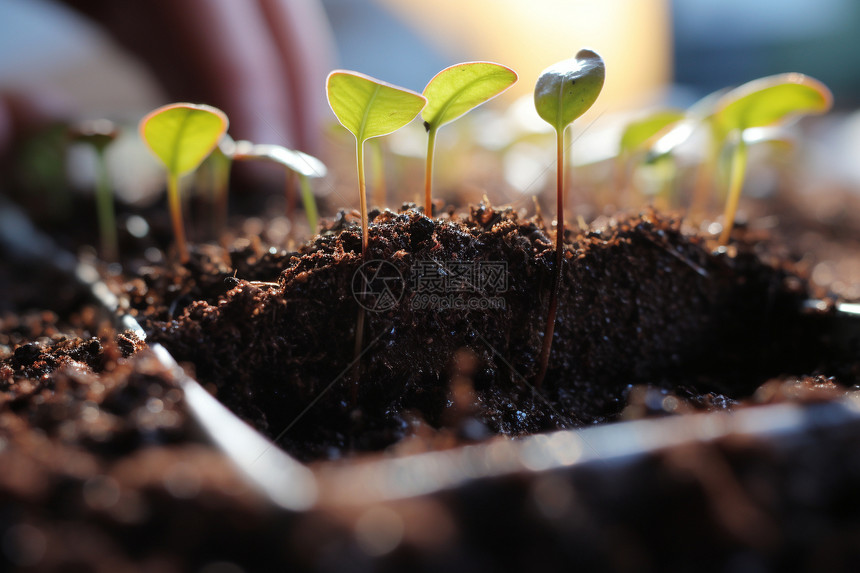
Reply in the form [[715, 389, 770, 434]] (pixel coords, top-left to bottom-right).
[[212, 154, 231, 242], [718, 135, 748, 246], [535, 127, 566, 389], [357, 139, 368, 258], [424, 125, 438, 216], [299, 174, 319, 235], [94, 150, 118, 262], [168, 173, 190, 263]]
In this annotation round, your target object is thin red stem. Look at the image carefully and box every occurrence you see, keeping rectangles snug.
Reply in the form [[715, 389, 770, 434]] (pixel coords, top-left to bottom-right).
[[535, 128, 565, 388]]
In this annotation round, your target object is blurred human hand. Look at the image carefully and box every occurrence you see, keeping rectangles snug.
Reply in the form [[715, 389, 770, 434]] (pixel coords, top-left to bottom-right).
[[3, 0, 335, 156]]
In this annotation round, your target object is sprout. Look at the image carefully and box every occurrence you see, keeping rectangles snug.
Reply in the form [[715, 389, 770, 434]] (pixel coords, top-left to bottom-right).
[[69, 119, 120, 261], [199, 136, 235, 242], [711, 73, 832, 245], [232, 141, 327, 235], [617, 109, 684, 205], [421, 62, 517, 214], [139, 103, 229, 263], [647, 88, 728, 218], [533, 49, 605, 388], [326, 70, 426, 257]]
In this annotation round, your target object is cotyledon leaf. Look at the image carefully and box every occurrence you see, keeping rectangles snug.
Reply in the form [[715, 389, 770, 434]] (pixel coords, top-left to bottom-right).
[[326, 71, 426, 142], [140, 103, 229, 177], [714, 73, 832, 134], [534, 49, 605, 132], [422, 61, 517, 129]]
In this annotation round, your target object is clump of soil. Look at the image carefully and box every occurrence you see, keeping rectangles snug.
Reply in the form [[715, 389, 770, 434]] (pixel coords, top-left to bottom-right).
[[145, 205, 818, 460], [1, 331, 143, 388]]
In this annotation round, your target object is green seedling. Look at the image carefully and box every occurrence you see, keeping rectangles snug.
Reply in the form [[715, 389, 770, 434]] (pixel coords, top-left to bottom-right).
[[641, 89, 728, 219], [326, 70, 426, 257], [232, 141, 327, 233], [421, 62, 517, 214], [617, 109, 684, 205], [139, 103, 229, 263], [712, 73, 832, 245], [199, 136, 235, 242], [69, 119, 120, 261], [533, 48, 605, 388]]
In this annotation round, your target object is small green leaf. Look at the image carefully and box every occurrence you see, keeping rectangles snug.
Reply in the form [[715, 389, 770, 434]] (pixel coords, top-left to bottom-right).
[[422, 62, 517, 129], [139, 103, 229, 177], [534, 48, 605, 132], [326, 71, 426, 143], [714, 73, 832, 134], [619, 109, 684, 155]]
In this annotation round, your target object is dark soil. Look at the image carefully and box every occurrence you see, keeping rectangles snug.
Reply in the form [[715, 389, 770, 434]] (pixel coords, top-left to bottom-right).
[[3, 194, 860, 569], [141, 204, 824, 461]]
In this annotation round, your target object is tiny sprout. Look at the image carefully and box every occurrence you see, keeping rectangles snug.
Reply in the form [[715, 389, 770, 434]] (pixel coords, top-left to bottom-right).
[[232, 141, 327, 234], [326, 70, 426, 257], [712, 73, 831, 245], [647, 88, 728, 218], [421, 62, 517, 214], [617, 109, 684, 205], [199, 136, 235, 242], [533, 48, 605, 388], [69, 119, 120, 261], [139, 103, 229, 263]]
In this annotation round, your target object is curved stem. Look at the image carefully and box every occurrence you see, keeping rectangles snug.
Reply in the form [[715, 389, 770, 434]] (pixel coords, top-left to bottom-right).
[[168, 173, 190, 263], [424, 125, 438, 216], [94, 150, 118, 262], [718, 135, 748, 246], [535, 127, 565, 388], [357, 139, 368, 258]]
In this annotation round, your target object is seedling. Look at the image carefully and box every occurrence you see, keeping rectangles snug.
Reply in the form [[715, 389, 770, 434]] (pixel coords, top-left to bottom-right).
[[712, 73, 832, 245], [533, 49, 605, 388], [421, 62, 517, 214], [69, 119, 120, 261], [199, 136, 235, 242], [231, 141, 327, 234], [139, 103, 229, 263], [326, 70, 426, 257], [714, 73, 833, 245], [617, 109, 684, 205]]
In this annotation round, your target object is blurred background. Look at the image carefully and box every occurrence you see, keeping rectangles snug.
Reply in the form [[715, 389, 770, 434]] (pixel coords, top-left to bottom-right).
[[1, 0, 859, 215]]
